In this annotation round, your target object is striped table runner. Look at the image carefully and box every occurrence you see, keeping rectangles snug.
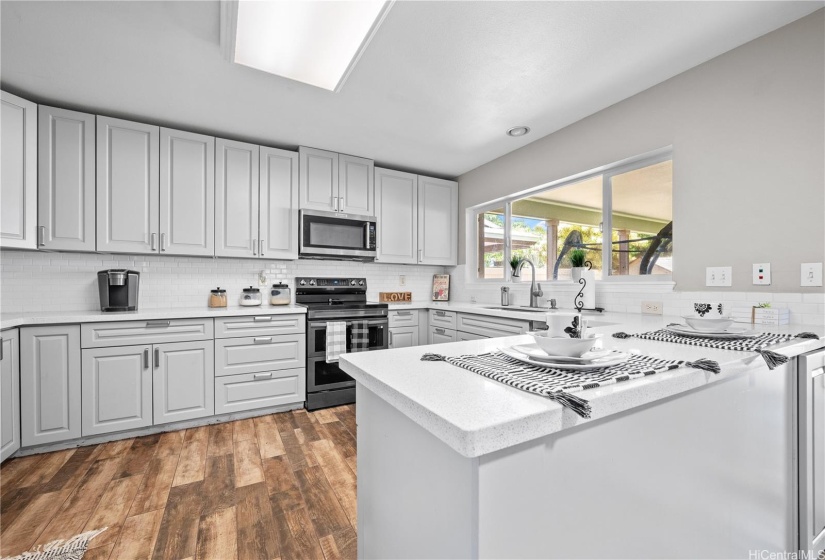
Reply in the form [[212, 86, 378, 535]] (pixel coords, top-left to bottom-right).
[[612, 328, 819, 369], [421, 351, 719, 419]]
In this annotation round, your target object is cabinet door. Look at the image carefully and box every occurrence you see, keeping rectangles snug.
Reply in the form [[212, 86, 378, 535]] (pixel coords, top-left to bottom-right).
[[800, 350, 825, 553], [215, 368, 305, 414], [96, 116, 160, 254], [260, 146, 298, 259], [1, 330, 20, 461], [389, 326, 418, 349], [339, 154, 374, 217], [81, 345, 152, 436], [153, 340, 214, 424], [375, 167, 417, 264], [20, 326, 81, 446], [299, 147, 338, 211], [428, 326, 456, 345], [160, 128, 215, 256], [215, 139, 259, 258], [417, 175, 458, 265], [1, 91, 37, 249], [38, 106, 96, 252]]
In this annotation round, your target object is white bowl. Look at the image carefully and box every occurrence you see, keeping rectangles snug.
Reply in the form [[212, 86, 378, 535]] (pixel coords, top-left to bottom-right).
[[683, 315, 734, 332], [529, 332, 602, 358]]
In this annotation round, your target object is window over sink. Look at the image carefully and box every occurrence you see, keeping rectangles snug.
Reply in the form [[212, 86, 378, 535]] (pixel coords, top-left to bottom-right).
[[472, 149, 672, 283]]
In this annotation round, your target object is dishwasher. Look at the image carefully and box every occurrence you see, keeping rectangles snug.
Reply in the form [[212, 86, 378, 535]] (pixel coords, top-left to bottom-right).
[[798, 347, 825, 554]]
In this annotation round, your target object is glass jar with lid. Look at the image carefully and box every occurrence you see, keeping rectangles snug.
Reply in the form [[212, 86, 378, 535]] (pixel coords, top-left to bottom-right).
[[240, 286, 263, 306], [269, 283, 291, 306], [209, 287, 227, 308]]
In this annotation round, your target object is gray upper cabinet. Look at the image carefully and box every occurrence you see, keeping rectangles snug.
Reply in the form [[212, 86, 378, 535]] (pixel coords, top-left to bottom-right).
[[153, 340, 214, 425], [260, 146, 299, 260], [1, 329, 20, 462], [20, 325, 81, 447], [81, 345, 152, 436], [417, 175, 458, 266], [1, 91, 37, 249], [339, 154, 374, 217], [160, 128, 215, 257], [299, 147, 338, 212], [96, 116, 160, 254], [375, 167, 418, 264], [215, 138, 259, 258], [38, 105, 96, 252]]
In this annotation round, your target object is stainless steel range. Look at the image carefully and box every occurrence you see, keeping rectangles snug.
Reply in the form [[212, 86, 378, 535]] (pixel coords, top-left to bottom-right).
[[296, 277, 388, 411]]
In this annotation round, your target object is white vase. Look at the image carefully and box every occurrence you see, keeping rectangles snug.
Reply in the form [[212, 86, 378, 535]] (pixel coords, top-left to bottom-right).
[[572, 267, 585, 282]]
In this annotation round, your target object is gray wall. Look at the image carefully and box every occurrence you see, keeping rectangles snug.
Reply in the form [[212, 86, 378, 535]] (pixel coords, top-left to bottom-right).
[[457, 9, 824, 293]]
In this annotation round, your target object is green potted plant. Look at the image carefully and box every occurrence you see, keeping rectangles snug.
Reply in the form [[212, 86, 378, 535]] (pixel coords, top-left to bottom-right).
[[569, 249, 586, 281], [509, 255, 522, 282]]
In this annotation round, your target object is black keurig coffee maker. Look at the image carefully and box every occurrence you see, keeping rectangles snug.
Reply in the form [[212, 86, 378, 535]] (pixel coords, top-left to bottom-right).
[[97, 269, 140, 312]]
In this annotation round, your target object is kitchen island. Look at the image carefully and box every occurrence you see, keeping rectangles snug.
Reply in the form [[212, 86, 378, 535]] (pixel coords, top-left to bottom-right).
[[340, 319, 823, 559]]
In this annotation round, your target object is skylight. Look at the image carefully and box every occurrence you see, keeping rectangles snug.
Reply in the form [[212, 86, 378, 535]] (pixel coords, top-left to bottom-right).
[[232, 0, 392, 92]]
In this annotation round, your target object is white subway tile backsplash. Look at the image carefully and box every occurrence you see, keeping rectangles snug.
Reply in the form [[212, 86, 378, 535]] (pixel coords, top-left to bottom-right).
[[1, 250, 444, 312]]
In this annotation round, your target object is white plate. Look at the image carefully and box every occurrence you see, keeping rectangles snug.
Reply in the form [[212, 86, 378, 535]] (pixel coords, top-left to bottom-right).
[[501, 346, 629, 371], [511, 344, 613, 363], [665, 324, 759, 339]]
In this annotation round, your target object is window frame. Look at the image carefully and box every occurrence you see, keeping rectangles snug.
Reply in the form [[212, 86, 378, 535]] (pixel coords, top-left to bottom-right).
[[468, 147, 673, 285]]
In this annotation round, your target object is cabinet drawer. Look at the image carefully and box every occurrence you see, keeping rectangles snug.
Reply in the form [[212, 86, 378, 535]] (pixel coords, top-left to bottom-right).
[[457, 331, 487, 341], [215, 368, 305, 414], [215, 335, 305, 377], [81, 319, 213, 348], [428, 326, 456, 345], [428, 310, 456, 329], [215, 315, 305, 338], [389, 310, 419, 328], [456, 313, 529, 339]]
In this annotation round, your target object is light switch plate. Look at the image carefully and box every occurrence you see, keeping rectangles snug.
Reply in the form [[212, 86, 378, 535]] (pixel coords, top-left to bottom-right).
[[752, 263, 771, 285], [706, 266, 732, 287], [801, 263, 823, 287]]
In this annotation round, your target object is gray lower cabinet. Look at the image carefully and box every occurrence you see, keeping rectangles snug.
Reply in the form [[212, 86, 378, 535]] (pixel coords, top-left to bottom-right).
[[429, 326, 457, 345], [389, 327, 418, 349], [1, 329, 20, 461], [82, 345, 152, 436], [153, 340, 214, 425], [20, 325, 81, 446], [215, 368, 305, 414]]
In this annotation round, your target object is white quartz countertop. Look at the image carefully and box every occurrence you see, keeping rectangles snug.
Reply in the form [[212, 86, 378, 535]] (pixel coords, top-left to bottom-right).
[[0, 305, 306, 330], [341, 313, 824, 458]]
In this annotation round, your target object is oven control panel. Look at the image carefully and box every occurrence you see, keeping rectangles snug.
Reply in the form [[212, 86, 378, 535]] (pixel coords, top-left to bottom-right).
[[296, 277, 366, 288]]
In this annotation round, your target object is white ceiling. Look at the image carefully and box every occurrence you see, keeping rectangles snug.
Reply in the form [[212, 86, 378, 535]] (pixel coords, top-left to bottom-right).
[[1, 1, 820, 178]]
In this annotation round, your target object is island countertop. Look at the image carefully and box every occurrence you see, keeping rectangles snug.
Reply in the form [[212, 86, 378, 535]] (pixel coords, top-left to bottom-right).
[[340, 315, 824, 458]]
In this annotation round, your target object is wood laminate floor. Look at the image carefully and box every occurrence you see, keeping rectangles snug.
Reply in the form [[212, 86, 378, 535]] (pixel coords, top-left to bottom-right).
[[0, 405, 358, 559]]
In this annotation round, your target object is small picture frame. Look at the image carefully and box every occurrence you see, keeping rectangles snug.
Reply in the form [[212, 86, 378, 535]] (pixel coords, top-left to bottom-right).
[[432, 274, 450, 301]]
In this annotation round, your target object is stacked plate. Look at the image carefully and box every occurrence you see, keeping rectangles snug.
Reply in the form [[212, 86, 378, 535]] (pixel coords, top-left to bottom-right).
[[501, 343, 629, 371], [665, 324, 758, 339]]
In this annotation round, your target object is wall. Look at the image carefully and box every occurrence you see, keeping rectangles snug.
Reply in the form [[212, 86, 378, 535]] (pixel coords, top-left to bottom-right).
[[456, 10, 825, 293], [0, 250, 440, 313]]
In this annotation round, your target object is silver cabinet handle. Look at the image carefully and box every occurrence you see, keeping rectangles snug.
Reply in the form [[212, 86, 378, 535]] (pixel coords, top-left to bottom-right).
[[418, 249, 423, 262], [143, 348, 149, 369], [389, 331, 393, 346], [254, 337, 273, 344], [339, 196, 344, 212], [253, 316, 272, 322], [151, 233, 157, 251], [160, 232, 166, 251], [38, 226, 46, 247], [0, 337, 4, 361], [396, 311, 412, 316], [260, 239, 265, 256], [333, 197, 338, 212], [252, 238, 257, 255], [154, 347, 160, 368], [435, 311, 446, 317], [146, 320, 171, 328], [253, 372, 273, 380], [435, 328, 446, 334]]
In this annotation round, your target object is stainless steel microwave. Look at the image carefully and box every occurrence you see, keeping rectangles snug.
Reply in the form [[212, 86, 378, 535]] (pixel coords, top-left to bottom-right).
[[299, 209, 377, 260]]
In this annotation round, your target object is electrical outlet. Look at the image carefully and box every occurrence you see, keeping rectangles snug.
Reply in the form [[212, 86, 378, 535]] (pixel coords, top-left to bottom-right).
[[752, 263, 771, 285], [706, 266, 732, 287], [258, 270, 267, 286], [801, 262, 823, 287], [642, 301, 663, 315], [399, 275, 406, 286]]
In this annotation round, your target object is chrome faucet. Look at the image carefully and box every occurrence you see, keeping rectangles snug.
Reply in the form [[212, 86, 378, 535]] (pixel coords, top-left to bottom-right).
[[513, 258, 544, 308]]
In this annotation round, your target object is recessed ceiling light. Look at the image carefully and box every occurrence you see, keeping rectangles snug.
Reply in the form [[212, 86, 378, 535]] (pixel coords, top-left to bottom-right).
[[506, 126, 531, 137], [226, 0, 394, 92]]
